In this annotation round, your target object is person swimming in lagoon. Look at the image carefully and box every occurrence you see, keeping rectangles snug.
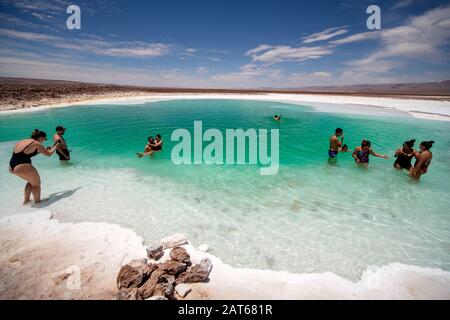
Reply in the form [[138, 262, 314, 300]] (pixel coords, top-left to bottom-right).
[[274, 114, 282, 121], [328, 128, 344, 160], [137, 134, 163, 157], [339, 144, 351, 153], [53, 126, 70, 161], [393, 139, 415, 170], [9, 129, 60, 204], [352, 139, 388, 165], [409, 140, 434, 180]]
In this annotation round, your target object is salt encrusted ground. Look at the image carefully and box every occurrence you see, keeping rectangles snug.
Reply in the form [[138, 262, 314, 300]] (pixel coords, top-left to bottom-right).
[[1, 211, 449, 300]]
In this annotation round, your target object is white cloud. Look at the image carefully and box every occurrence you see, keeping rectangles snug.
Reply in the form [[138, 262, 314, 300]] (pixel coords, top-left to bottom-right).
[[344, 5, 450, 75], [246, 45, 333, 64], [312, 71, 332, 77], [302, 26, 348, 44], [0, 29, 59, 42], [329, 31, 380, 45], [391, 0, 416, 10], [103, 44, 171, 58], [0, 28, 174, 58]]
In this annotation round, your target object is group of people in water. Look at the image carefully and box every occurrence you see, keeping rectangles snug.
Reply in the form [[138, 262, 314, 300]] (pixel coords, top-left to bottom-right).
[[8, 127, 163, 205], [8, 121, 434, 205], [329, 127, 434, 179]]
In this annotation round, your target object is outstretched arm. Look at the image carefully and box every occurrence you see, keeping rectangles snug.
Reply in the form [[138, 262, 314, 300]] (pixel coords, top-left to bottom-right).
[[38, 141, 59, 156], [370, 148, 389, 159]]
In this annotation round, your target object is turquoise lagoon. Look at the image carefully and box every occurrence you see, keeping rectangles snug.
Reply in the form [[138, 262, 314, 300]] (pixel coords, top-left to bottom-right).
[[0, 99, 449, 280]]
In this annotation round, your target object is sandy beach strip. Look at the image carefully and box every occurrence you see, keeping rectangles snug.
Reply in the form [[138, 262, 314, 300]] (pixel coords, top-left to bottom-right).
[[1, 211, 449, 300]]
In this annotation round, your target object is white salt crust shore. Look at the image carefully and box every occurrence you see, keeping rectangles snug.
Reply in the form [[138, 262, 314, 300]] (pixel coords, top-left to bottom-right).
[[1, 93, 450, 121], [1, 211, 449, 300]]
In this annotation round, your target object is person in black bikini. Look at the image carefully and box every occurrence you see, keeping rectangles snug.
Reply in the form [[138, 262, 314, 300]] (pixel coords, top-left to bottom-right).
[[393, 139, 415, 170], [410, 140, 434, 180], [9, 129, 60, 204], [152, 134, 163, 151]]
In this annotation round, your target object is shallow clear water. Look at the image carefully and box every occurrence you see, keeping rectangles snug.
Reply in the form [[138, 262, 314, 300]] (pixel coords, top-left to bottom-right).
[[0, 99, 449, 280]]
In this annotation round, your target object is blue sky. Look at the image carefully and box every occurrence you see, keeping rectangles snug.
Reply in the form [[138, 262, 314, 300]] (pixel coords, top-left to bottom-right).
[[0, 0, 449, 88]]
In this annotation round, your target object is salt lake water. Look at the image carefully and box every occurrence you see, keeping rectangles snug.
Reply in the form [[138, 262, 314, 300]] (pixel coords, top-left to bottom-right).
[[0, 99, 449, 280]]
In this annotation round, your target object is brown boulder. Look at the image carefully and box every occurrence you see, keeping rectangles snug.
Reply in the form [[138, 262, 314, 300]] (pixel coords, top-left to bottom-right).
[[159, 260, 187, 275], [146, 244, 164, 260], [116, 259, 154, 289], [159, 274, 175, 297], [138, 269, 164, 299], [170, 247, 191, 265], [176, 258, 213, 284]]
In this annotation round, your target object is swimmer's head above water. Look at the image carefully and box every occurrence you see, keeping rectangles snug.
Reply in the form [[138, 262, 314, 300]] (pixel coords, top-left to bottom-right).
[[420, 140, 434, 151], [56, 126, 66, 135], [403, 139, 415, 151], [361, 139, 371, 151], [31, 129, 47, 142]]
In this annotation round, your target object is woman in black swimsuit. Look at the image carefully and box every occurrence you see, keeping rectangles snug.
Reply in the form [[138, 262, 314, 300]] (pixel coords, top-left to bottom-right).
[[9, 129, 60, 204], [394, 139, 415, 170]]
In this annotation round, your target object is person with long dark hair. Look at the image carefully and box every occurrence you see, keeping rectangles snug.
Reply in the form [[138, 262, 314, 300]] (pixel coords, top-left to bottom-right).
[[352, 139, 388, 166], [394, 139, 416, 170], [410, 141, 434, 180], [9, 129, 60, 204]]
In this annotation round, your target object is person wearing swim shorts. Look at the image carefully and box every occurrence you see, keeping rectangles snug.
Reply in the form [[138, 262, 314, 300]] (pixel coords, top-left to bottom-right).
[[9, 129, 59, 204], [329, 128, 344, 159], [352, 139, 388, 166], [410, 140, 434, 180], [53, 126, 70, 161]]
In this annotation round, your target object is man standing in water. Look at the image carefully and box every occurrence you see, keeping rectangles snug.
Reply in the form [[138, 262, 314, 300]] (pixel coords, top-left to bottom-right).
[[329, 128, 344, 160], [53, 126, 70, 161]]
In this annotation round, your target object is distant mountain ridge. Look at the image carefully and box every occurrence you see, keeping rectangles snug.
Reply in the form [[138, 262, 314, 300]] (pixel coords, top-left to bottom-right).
[[277, 80, 450, 95], [1, 77, 450, 95]]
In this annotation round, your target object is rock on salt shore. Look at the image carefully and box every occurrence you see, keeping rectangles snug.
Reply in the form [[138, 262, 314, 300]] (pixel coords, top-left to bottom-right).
[[160, 233, 188, 249], [146, 244, 164, 260], [170, 246, 191, 264], [175, 284, 192, 298], [176, 258, 212, 284], [118, 245, 212, 300]]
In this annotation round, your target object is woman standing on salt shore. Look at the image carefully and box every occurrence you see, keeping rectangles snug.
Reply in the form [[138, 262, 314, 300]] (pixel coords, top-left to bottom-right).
[[8, 129, 60, 204]]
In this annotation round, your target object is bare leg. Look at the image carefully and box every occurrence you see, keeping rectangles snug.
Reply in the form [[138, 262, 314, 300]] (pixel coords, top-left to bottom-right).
[[32, 185, 42, 203], [12, 164, 42, 204], [24, 183, 32, 205]]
